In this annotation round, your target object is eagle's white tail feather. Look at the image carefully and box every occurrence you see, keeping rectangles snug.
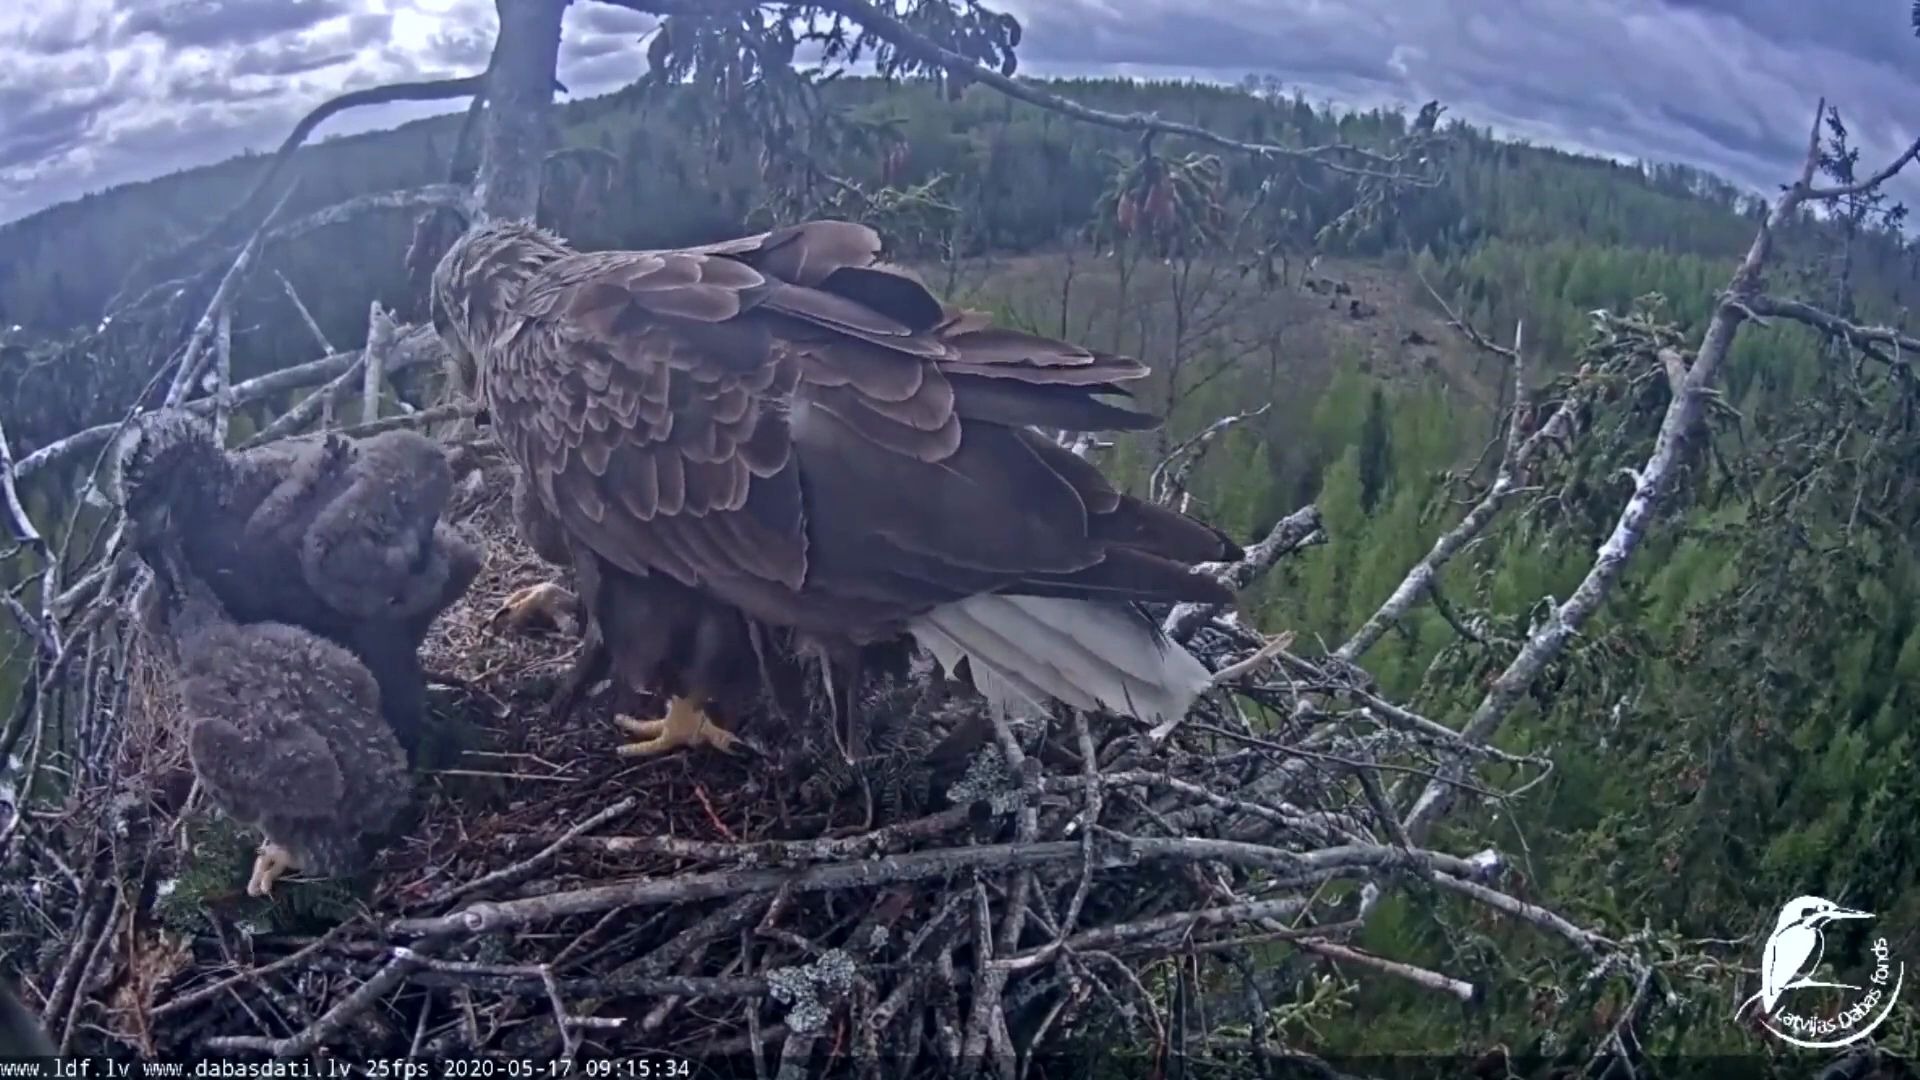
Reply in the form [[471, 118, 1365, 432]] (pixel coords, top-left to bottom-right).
[[908, 616, 1057, 717], [907, 594, 1212, 725]]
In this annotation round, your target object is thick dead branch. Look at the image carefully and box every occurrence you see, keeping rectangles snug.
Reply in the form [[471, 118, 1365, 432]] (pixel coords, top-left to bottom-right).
[[395, 834, 1498, 938], [362, 302, 397, 425], [162, 187, 296, 409], [1413, 263, 1519, 363], [1745, 293, 1920, 360], [1806, 135, 1920, 199], [333, 402, 478, 440], [1294, 939, 1475, 1002], [0, 416, 42, 554], [269, 185, 476, 248], [210, 310, 234, 443], [242, 360, 362, 449], [276, 272, 334, 355], [1166, 504, 1325, 639], [1149, 405, 1270, 509]]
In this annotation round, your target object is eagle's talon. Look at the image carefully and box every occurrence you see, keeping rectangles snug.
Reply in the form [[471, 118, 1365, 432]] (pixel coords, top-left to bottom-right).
[[489, 582, 579, 637], [613, 695, 738, 756], [247, 842, 295, 898]]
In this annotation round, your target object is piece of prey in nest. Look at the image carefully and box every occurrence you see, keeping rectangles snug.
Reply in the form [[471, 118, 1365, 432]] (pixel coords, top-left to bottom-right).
[[432, 218, 1242, 765], [134, 532, 412, 897], [110, 410, 480, 759]]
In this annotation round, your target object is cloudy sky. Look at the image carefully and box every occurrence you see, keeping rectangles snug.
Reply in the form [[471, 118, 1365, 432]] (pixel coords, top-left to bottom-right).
[[2, 0, 1917, 227]]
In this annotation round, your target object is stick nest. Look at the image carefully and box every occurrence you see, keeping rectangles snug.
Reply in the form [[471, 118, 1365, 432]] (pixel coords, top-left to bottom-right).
[[1, 439, 1577, 1075]]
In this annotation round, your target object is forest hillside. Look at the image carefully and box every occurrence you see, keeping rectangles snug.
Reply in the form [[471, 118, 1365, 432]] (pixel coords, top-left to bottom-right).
[[5, 43, 1920, 1072]]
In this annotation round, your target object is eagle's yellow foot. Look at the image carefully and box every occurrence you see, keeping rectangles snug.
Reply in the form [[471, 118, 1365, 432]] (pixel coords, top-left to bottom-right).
[[614, 695, 738, 757], [247, 842, 296, 898], [488, 581, 579, 636]]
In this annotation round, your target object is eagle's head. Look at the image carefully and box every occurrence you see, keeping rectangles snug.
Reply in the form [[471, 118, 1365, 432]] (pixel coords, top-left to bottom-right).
[[109, 409, 220, 550], [430, 218, 570, 402]]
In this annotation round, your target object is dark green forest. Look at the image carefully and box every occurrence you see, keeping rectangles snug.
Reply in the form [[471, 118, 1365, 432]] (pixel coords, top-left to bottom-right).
[[6, 65, 1920, 1063]]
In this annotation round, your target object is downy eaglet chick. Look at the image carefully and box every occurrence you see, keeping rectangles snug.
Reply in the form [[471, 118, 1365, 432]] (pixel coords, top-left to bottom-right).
[[135, 534, 412, 898], [111, 410, 480, 757]]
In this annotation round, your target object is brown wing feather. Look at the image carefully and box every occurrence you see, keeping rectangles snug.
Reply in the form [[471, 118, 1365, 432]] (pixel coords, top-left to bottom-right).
[[481, 219, 1237, 642]]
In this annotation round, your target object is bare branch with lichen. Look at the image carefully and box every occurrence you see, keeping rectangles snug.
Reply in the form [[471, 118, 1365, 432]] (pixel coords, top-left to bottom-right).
[[162, 186, 296, 409], [12, 325, 445, 484], [1336, 320, 1588, 665], [1165, 503, 1326, 640], [1397, 97, 1920, 843]]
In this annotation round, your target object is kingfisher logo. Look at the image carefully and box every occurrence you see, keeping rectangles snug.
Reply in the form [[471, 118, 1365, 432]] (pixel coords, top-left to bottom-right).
[[1735, 895, 1904, 1048]]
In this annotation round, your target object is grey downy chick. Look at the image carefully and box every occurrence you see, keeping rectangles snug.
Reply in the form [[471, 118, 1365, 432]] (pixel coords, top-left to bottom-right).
[[250, 429, 479, 622], [111, 411, 479, 758], [135, 533, 413, 898], [244, 428, 482, 757]]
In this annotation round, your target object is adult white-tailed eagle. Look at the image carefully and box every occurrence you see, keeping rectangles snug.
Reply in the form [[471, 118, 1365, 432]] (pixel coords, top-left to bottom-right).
[[430, 219, 1240, 758]]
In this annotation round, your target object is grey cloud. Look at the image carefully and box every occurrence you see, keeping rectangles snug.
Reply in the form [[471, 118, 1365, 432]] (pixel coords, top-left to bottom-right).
[[557, 49, 647, 91], [1667, 0, 1914, 74], [1016, 0, 1920, 206], [225, 10, 388, 77], [564, 33, 639, 64], [346, 12, 391, 46], [424, 26, 495, 70], [0, 94, 112, 172], [116, 0, 351, 48], [230, 39, 354, 78], [0, 47, 119, 173], [1022, 5, 1395, 85], [165, 66, 283, 104], [571, 3, 654, 37], [4, 0, 1919, 226], [17, 6, 110, 54]]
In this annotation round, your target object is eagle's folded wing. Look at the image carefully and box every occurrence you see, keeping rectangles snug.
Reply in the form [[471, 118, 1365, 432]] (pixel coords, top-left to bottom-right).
[[487, 221, 1238, 635]]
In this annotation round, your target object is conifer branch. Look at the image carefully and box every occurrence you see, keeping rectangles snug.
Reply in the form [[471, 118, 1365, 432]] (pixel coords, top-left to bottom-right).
[[593, 0, 1443, 184]]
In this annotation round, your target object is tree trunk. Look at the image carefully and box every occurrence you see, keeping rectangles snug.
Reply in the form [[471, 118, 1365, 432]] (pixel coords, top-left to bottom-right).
[[475, 0, 566, 223]]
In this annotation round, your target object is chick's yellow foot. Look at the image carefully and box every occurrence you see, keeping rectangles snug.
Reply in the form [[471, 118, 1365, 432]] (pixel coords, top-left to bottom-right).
[[488, 581, 579, 636], [247, 842, 295, 898], [614, 695, 739, 757]]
